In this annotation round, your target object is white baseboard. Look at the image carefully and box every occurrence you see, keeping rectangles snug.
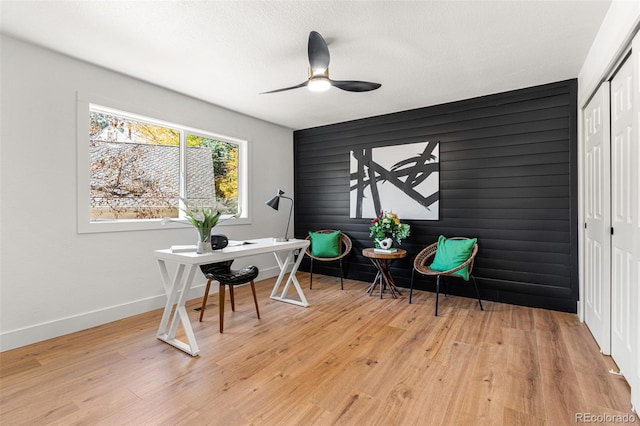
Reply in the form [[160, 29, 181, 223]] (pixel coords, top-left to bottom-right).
[[576, 300, 583, 322], [0, 266, 280, 352]]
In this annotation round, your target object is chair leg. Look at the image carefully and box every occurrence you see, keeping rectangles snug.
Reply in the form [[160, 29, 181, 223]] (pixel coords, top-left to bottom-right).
[[471, 275, 484, 311], [229, 285, 236, 312], [409, 268, 415, 304], [339, 258, 344, 290], [219, 284, 226, 333], [309, 258, 314, 289], [250, 280, 261, 319], [435, 275, 441, 316], [199, 279, 212, 322]]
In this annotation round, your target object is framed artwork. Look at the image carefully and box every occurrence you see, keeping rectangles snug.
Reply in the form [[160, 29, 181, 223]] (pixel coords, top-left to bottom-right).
[[350, 141, 439, 220]]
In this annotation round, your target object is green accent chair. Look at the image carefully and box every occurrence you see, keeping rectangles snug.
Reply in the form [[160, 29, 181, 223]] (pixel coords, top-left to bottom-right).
[[409, 236, 483, 316], [305, 230, 352, 290]]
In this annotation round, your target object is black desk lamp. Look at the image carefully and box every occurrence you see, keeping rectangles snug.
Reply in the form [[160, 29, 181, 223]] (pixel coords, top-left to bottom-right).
[[266, 189, 293, 242]]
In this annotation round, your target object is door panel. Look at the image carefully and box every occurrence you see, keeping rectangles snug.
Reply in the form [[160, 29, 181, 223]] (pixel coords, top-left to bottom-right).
[[583, 82, 611, 354], [631, 35, 640, 412], [610, 56, 637, 385]]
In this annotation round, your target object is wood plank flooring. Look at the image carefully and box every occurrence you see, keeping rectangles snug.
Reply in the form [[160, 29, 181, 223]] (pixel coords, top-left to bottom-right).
[[0, 275, 635, 425]]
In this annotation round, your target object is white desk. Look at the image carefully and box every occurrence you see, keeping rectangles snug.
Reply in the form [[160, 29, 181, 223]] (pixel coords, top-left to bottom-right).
[[154, 238, 310, 356]]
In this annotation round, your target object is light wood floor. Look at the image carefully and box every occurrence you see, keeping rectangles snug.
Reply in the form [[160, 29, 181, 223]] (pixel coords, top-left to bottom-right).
[[1, 275, 634, 425]]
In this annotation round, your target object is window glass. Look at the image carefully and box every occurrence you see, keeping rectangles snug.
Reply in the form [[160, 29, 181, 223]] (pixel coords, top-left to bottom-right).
[[88, 106, 242, 223], [186, 135, 239, 215]]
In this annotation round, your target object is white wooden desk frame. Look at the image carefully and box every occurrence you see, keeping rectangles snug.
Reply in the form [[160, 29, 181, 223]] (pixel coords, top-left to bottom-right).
[[154, 238, 310, 356]]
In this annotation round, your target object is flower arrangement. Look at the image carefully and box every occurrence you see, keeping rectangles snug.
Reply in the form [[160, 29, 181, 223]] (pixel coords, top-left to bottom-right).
[[369, 210, 410, 247], [161, 199, 240, 253], [180, 198, 222, 242]]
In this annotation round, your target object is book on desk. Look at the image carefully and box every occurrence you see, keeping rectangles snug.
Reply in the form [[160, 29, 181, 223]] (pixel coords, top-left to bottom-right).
[[227, 240, 256, 247], [170, 245, 197, 253], [170, 241, 256, 253]]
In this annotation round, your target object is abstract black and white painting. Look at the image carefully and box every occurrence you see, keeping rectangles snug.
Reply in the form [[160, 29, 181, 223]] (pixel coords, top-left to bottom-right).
[[350, 141, 439, 220]]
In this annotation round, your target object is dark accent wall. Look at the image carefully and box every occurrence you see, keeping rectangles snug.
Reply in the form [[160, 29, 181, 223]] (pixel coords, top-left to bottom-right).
[[293, 79, 578, 313]]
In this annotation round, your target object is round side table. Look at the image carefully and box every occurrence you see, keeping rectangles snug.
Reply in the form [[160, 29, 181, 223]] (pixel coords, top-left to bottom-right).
[[362, 248, 407, 298]]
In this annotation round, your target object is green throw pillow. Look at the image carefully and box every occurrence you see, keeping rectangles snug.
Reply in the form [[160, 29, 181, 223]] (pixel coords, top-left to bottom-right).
[[309, 231, 341, 258], [429, 235, 477, 281]]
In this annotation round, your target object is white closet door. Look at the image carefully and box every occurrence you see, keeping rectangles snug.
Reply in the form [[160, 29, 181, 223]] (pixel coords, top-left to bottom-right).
[[631, 34, 640, 413], [610, 55, 637, 385], [584, 83, 611, 354]]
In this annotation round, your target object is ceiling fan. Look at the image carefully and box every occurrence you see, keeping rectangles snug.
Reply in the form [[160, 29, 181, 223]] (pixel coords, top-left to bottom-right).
[[261, 31, 381, 94]]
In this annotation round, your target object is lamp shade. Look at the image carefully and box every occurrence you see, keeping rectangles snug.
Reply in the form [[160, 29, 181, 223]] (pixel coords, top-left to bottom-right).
[[265, 189, 293, 241], [266, 189, 285, 210], [266, 195, 280, 210]]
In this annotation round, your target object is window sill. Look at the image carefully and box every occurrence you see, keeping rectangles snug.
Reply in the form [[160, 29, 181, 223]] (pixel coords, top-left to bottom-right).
[[77, 217, 252, 234]]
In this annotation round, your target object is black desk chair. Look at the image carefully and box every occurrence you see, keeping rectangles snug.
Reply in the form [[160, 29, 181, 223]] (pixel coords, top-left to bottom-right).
[[199, 260, 260, 333]]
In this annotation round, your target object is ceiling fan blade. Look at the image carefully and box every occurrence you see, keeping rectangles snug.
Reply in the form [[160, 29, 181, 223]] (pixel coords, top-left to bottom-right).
[[260, 81, 308, 94], [308, 31, 330, 72], [261, 32, 381, 95], [330, 80, 381, 92]]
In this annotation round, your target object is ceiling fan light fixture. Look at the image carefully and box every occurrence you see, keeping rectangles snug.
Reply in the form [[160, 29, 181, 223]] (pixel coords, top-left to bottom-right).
[[308, 77, 331, 92], [261, 31, 380, 95]]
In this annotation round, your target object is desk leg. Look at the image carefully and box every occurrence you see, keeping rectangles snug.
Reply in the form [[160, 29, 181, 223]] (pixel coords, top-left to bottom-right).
[[156, 260, 200, 356], [270, 249, 309, 307]]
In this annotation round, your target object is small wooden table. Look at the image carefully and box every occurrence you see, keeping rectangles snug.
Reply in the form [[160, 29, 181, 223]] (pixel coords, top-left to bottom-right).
[[362, 248, 407, 299]]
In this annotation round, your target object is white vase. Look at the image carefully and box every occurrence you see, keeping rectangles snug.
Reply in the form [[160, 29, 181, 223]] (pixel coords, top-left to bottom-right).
[[377, 237, 393, 250], [196, 238, 213, 254]]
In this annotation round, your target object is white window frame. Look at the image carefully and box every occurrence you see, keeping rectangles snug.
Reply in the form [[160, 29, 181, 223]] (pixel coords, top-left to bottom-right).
[[77, 92, 250, 234]]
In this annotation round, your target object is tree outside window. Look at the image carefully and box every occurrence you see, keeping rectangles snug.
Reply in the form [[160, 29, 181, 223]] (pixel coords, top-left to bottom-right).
[[89, 107, 240, 221]]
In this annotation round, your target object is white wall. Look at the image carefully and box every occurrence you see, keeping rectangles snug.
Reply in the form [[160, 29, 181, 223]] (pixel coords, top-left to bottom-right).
[[578, 0, 640, 107], [0, 36, 295, 351], [577, 0, 640, 413]]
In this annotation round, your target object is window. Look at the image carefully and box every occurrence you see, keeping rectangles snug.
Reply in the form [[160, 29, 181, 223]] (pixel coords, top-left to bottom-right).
[[77, 96, 248, 233]]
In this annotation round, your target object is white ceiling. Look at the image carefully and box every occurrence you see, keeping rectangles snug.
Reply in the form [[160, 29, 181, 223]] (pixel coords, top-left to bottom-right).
[[1, 1, 611, 130]]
